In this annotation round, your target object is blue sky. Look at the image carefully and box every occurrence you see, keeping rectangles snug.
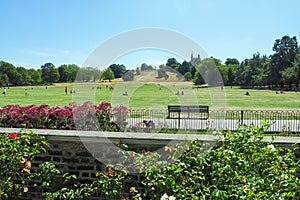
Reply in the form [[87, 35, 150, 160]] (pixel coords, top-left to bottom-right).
[[1, 0, 300, 69]]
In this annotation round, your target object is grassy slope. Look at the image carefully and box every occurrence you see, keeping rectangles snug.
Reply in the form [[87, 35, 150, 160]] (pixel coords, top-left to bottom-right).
[[0, 83, 299, 110]]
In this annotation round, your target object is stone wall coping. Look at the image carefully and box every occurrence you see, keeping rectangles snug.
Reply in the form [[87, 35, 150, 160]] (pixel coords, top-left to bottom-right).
[[0, 128, 299, 144]]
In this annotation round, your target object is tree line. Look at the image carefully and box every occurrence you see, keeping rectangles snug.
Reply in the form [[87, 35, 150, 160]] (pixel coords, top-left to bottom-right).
[[0, 61, 133, 86], [150, 35, 299, 90], [0, 62, 81, 87], [221, 35, 300, 90], [103, 35, 300, 90], [1, 35, 299, 90]]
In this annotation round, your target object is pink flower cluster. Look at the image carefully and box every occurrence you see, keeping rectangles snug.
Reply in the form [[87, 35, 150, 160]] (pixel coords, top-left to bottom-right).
[[112, 105, 130, 130], [127, 120, 155, 133], [112, 105, 130, 120], [0, 101, 118, 130]]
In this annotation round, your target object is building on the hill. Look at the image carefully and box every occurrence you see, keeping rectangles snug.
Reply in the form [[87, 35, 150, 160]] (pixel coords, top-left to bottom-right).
[[190, 52, 201, 65]]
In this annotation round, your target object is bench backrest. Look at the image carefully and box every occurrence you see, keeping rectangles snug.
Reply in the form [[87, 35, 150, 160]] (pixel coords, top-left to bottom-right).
[[168, 105, 209, 113]]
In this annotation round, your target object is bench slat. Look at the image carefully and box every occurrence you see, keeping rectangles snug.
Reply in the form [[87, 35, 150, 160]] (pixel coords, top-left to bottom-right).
[[167, 105, 209, 119]]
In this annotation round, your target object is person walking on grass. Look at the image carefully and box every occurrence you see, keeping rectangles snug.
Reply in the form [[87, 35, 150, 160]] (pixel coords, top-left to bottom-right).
[[3, 88, 6, 96], [65, 86, 68, 95]]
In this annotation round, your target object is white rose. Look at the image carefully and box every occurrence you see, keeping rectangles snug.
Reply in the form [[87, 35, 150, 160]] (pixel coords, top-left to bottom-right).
[[267, 144, 275, 152]]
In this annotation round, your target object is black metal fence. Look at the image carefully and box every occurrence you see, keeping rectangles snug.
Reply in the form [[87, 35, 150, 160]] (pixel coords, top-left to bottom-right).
[[126, 109, 300, 133]]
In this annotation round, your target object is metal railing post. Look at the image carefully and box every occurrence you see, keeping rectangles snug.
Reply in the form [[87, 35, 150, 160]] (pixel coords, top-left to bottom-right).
[[241, 110, 244, 125]]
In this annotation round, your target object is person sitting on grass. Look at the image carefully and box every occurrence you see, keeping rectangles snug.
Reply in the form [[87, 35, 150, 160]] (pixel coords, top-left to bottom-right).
[[245, 91, 250, 96], [3, 88, 6, 96]]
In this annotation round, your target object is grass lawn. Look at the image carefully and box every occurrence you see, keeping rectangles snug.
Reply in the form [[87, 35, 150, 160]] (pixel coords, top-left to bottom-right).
[[0, 85, 73, 107], [0, 83, 300, 110]]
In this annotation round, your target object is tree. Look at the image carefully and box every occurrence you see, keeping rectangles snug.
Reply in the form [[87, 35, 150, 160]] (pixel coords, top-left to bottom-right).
[[234, 53, 271, 88], [58, 64, 80, 82], [189, 65, 197, 78], [184, 72, 192, 81], [141, 63, 148, 71], [292, 51, 300, 87], [225, 58, 239, 66], [27, 69, 42, 85], [227, 66, 235, 86], [251, 55, 270, 87], [102, 68, 115, 82], [122, 70, 134, 81], [67, 64, 80, 82], [178, 61, 190, 75], [166, 58, 178, 68], [197, 58, 222, 86], [16, 67, 30, 85], [58, 65, 68, 82], [210, 56, 222, 66], [140, 63, 154, 71], [270, 35, 299, 87], [281, 66, 297, 89], [135, 67, 141, 75], [0, 61, 21, 86], [76, 67, 100, 82], [0, 73, 9, 87], [157, 64, 167, 79], [193, 71, 205, 85], [235, 59, 246, 86], [217, 64, 228, 85], [41, 63, 59, 84], [109, 64, 126, 78]]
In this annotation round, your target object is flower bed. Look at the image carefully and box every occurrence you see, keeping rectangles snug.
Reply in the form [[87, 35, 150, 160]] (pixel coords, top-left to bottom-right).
[[0, 101, 129, 131], [0, 101, 158, 133]]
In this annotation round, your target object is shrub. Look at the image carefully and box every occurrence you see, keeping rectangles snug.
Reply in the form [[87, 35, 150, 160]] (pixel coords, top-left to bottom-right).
[[144, 122, 300, 199], [0, 129, 48, 199]]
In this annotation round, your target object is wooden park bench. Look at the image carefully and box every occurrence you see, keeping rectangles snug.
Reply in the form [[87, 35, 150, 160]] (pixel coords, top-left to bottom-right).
[[167, 105, 209, 129]]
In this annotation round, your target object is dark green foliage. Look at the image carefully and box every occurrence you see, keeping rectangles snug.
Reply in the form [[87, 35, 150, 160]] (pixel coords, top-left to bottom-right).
[[109, 64, 126, 78], [41, 63, 60, 84], [58, 64, 79, 82]]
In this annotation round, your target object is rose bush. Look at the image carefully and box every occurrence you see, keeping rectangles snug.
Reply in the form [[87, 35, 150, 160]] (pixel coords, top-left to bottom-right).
[[144, 122, 300, 199], [0, 129, 48, 199]]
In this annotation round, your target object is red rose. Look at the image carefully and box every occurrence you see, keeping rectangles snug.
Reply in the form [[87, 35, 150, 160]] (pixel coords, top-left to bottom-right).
[[107, 167, 115, 176], [9, 133, 17, 139]]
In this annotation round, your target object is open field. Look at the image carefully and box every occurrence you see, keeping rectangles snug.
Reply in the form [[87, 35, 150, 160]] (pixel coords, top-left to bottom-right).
[[0, 83, 300, 110]]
